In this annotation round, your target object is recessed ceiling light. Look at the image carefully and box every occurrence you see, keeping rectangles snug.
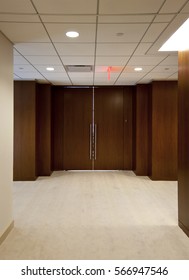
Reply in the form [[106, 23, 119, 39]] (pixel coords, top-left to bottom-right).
[[66, 31, 79, 38], [159, 18, 189, 51], [46, 67, 54, 71], [134, 67, 143, 71]]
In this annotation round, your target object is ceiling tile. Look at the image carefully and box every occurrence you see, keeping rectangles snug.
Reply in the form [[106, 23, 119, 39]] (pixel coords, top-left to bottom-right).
[[41, 15, 96, 23], [142, 72, 171, 80], [0, 23, 50, 43], [160, 0, 187, 13], [96, 56, 129, 66], [167, 72, 178, 80], [138, 78, 152, 84], [42, 73, 71, 84], [124, 65, 154, 72], [133, 43, 152, 55], [14, 55, 30, 65], [15, 43, 57, 55], [25, 55, 62, 65], [97, 24, 148, 43], [181, 2, 189, 12], [120, 72, 146, 79], [45, 23, 96, 43], [0, 14, 40, 22], [159, 55, 178, 65], [51, 80, 72, 85], [99, 0, 165, 14], [55, 43, 95, 56], [115, 80, 136, 85], [154, 14, 175, 23], [14, 49, 20, 56], [98, 15, 154, 23], [0, 0, 36, 13], [72, 80, 93, 86], [42, 73, 69, 79], [16, 72, 45, 79], [61, 56, 94, 65], [34, 65, 66, 73], [95, 66, 124, 73], [128, 55, 166, 65], [142, 23, 168, 42], [14, 74, 22, 80], [33, 0, 97, 14], [69, 73, 93, 79], [151, 65, 178, 73], [14, 64, 37, 72], [96, 43, 137, 55], [94, 81, 115, 85], [94, 72, 119, 83]]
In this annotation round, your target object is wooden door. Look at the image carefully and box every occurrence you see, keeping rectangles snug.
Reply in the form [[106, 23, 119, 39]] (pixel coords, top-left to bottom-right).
[[94, 87, 124, 170], [63, 88, 92, 170]]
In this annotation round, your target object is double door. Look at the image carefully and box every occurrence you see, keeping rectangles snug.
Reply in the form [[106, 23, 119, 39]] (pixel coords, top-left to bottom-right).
[[63, 87, 128, 170]]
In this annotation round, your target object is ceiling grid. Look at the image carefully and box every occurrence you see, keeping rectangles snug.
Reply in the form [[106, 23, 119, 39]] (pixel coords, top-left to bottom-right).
[[0, 0, 188, 85]]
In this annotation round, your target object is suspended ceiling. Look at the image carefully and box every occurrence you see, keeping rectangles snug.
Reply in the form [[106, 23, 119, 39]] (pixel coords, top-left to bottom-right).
[[0, 0, 189, 86]]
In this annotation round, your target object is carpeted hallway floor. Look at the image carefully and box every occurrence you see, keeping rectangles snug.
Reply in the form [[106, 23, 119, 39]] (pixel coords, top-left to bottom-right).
[[0, 171, 189, 260]]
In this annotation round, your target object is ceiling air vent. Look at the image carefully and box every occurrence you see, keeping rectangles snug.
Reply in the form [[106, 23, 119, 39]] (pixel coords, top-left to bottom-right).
[[65, 65, 93, 73]]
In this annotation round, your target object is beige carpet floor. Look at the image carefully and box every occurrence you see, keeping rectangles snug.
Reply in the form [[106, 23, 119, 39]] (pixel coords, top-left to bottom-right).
[[0, 171, 189, 260]]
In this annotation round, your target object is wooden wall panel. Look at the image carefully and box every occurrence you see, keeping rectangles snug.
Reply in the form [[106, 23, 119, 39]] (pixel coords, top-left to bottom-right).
[[135, 84, 151, 176], [36, 84, 52, 176], [95, 87, 124, 170], [178, 51, 189, 237], [124, 86, 135, 170], [63, 88, 92, 170], [51, 86, 64, 170], [14, 81, 36, 181], [151, 81, 178, 180]]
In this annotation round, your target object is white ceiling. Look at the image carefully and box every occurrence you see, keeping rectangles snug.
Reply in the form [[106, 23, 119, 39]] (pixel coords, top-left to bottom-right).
[[1, 0, 189, 85]]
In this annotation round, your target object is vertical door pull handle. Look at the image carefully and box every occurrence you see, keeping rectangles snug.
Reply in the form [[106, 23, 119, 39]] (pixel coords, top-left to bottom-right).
[[94, 124, 97, 160]]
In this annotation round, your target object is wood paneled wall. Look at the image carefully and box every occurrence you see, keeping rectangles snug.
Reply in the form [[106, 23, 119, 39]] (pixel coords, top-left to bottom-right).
[[14, 81, 37, 181], [150, 81, 178, 180], [51, 86, 64, 170], [178, 51, 189, 237], [36, 84, 52, 176], [14, 82, 178, 181], [124, 86, 135, 170], [135, 84, 151, 176]]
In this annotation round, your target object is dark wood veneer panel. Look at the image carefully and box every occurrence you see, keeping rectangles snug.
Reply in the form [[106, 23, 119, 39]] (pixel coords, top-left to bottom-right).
[[94, 87, 124, 170], [135, 84, 151, 175], [51, 86, 64, 170], [63, 88, 92, 170], [124, 86, 134, 170], [36, 84, 52, 176], [151, 81, 178, 180], [14, 81, 37, 181]]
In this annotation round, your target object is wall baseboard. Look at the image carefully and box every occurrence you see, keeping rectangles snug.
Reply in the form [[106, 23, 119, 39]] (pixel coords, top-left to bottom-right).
[[0, 221, 14, 246]]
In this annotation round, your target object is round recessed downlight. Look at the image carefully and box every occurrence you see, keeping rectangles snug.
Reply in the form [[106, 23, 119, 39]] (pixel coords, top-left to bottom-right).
[[134, 67, 143, 71], [46, 67, 54, 71], [66, 31, 79, 38]]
